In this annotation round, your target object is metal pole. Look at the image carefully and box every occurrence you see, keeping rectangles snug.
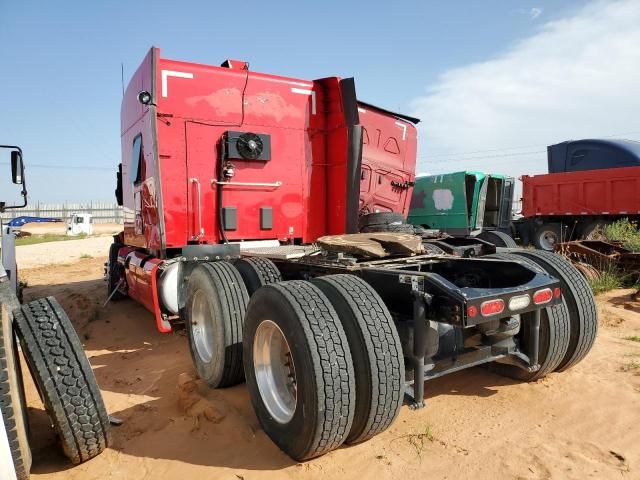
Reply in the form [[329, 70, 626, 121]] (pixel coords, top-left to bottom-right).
[[411, 290, 426, 409], [529, 309, 541, 368]]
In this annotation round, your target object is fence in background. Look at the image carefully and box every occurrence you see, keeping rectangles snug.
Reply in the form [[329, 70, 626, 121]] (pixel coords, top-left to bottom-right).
[[0, 202, 123, 224]]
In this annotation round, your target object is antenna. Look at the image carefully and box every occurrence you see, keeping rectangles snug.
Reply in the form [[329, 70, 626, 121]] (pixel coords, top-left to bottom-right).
[[121, 62, 125, 98]]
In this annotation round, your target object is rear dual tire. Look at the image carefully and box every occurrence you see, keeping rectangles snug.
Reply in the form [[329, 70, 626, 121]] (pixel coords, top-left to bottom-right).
[[243, 281, 355, 460], [106, 243, 126, 301], [488, 250, 598, 381], [233, 257, 281, 296], [487, 253, 570, 381], [185, 262, 249, 388], [243, 276, 404, 459], [312, 275, 404, 444], [510, 250, 598, 371]]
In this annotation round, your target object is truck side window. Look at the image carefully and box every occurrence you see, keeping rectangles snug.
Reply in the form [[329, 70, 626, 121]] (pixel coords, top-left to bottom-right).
[[130, 134, 144, 183]]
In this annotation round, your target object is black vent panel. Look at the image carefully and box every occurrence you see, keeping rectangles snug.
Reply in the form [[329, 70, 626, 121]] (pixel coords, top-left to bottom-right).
[[224, 131, 271, 161]]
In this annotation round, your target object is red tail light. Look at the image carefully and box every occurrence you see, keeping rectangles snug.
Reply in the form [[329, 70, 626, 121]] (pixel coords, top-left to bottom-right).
[[553, 287, 561, 298], [480, 299, 505, 317], [467, 305, 478, 318], [533, 288, 553, 305]]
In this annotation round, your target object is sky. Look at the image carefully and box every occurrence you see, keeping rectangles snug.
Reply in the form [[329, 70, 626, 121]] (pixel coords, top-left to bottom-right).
[[1, 0, 638, 203]]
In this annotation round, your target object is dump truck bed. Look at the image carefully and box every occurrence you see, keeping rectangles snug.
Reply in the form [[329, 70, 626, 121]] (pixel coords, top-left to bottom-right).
[[521, 165, 640, 217]]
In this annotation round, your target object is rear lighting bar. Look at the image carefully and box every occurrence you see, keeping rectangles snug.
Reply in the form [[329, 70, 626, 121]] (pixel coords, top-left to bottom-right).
[[466, 287, 561, 319]]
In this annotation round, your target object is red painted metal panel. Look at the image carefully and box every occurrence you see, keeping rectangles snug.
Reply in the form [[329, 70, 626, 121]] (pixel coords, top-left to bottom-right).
[[121, 49, 162, 251], [123, 251, 164, 319], [155, 52, 327, 244], [120, 47, 418, 249], [359, 104, 417, 216], [522, 166, 640, 217]]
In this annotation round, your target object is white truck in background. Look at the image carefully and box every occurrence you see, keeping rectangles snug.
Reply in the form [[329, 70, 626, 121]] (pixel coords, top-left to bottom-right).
[[67, 212, 93, 236]]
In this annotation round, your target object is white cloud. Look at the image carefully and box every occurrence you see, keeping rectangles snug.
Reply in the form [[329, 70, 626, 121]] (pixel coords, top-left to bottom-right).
[[411, 0, 640, 178], [529, 7, 543, 19]]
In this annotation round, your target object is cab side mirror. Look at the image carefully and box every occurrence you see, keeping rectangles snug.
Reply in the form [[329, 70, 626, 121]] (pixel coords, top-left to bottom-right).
[[11, 150, 23, 185]]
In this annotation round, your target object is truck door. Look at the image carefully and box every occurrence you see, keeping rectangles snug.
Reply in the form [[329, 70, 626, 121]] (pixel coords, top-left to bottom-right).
[[472, 177, 489, 234], [184, 123, 306, 244], [499, 178, 515, 231]]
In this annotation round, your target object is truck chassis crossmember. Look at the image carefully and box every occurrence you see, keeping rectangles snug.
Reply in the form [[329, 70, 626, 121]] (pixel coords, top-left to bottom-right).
[[258, 245, 559, 408]]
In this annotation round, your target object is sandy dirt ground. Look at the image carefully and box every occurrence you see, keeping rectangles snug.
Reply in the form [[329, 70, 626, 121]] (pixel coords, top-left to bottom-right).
[[19, 222, 122, 236], [15, 243, 640, 480], [16, 235, 113, 269]]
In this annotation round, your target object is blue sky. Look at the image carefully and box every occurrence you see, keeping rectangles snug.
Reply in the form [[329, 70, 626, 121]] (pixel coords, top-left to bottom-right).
[[3, 0, 633, 203]]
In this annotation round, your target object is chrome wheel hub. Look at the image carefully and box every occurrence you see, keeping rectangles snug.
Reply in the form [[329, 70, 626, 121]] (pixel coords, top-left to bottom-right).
[[191, 289, 214, 363], [253, 320, 297, 424], [540, 230, 558, 251]]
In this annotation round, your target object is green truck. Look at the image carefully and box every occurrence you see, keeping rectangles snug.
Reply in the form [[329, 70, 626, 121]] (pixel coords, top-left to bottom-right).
[[408, 171, 517, 247]]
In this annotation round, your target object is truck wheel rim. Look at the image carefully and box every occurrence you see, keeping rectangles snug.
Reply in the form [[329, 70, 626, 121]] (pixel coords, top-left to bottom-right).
[[540, 230, 557, 250], [191, 289, 214, 363], [253, 320, 297, 424]]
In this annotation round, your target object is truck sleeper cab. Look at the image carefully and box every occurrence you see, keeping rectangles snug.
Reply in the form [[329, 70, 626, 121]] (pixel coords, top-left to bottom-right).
[[106, 48, 598, 461]]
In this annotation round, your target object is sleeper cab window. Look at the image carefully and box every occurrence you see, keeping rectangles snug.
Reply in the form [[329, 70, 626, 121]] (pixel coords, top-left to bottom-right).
[[570, 149, 587, 166], [130, 134, 144, 184]]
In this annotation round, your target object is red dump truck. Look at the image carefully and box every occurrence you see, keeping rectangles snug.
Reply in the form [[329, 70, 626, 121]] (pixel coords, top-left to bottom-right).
[[107, 47, 597, 461], [517, 139, 640, 250]]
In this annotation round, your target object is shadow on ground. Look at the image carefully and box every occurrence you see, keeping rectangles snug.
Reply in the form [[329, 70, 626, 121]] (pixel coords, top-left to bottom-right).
[[22, 275, 520, 474]]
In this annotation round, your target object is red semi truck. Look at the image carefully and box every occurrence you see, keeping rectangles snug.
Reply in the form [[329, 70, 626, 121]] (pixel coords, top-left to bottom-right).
[[517, 139, 640, 250], [107, 47, 597, 461]]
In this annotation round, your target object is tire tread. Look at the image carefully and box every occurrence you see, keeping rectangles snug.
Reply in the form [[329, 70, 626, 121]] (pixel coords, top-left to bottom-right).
[[511, 250, 598, 371], [249, 281, 355, 460], [0, 306, 31, 480], [312, 274, 403, 444], [201, 262, 248, 387], [14, 297, 111, 464], [487, 253, 570, 380]]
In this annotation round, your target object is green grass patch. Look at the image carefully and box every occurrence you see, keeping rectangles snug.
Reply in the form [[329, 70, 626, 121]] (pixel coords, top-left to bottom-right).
[[16, 233, 87, 246], [588, 269, 624, 295], [602, 219, 640, 252], [395, 425, 435, 457], [584, 220, 640, 293], [625, 336, 640, 343], [621, 361, 640, 374]]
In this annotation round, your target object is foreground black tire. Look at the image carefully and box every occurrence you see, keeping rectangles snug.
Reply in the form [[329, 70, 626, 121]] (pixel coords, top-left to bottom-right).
[[244, 281, 355, 460], [234, 257, 282, 296], [477, 230, 518, 247], [510, 250, 598, 371], [0, 307, 31, 479], [312, 275, 404, 444], [185, 262, 249, 388], [486, 254, 570, 380], [14, 297, 111, 464]]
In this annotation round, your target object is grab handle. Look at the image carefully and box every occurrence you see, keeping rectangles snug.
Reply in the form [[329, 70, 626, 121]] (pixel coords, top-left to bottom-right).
[[190, 178, 204, 240]]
